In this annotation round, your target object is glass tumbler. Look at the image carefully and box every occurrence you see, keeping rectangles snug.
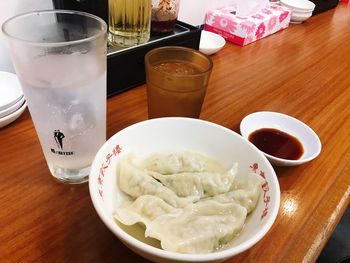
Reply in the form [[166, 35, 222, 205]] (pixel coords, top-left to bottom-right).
[[145, 46, 213, 118], [2, 10, 107, 184], [108, 0, 152, 47]]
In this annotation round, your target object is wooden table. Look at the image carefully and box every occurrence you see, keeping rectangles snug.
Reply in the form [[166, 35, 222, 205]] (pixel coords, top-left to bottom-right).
[[1, 4, 349, 263]]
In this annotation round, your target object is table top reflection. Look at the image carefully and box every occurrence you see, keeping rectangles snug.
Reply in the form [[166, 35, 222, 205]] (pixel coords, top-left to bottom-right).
[[1, 4, 350, 263]]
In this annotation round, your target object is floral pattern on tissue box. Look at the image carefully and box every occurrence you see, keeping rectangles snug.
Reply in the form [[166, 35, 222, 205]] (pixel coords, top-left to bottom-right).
[[204, 4, 291, 46]]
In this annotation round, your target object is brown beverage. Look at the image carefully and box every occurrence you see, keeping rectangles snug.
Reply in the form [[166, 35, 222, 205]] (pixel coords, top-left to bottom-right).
[[149, 62, 205, 117], [153, 62, 202, 75], [145, 46, 213, 119]]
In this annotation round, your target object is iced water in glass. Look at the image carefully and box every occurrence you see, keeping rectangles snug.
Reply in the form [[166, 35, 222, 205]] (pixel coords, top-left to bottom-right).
[[2, 10, 107, 184]]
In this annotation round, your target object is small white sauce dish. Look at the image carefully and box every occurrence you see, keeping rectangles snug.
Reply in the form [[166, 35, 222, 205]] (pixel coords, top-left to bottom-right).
[[240, 111, 322, 166], [199, 30, 226, 56]]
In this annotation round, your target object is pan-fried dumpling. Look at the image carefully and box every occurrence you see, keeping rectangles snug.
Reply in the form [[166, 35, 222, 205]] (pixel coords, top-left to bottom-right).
[[145, 199, 247, 254], [114, 195, 179, 227], [213, 173, 264, 213], [140, 151, 225, 175], [118, 155, 198, 208], [149, 163, 238, 198]]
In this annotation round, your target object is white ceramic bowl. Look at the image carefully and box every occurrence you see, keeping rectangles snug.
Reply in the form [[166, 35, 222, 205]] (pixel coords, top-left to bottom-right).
[[240, 112, 322, 166], [199, 30, 226, 56], [89, 117, 280, 263], [280, 0, 315, 12]]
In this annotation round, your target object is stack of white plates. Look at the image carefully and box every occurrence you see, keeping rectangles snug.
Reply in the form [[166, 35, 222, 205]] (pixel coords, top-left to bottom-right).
[[280, 0, 316, 24], [0, 71, 27, 128]]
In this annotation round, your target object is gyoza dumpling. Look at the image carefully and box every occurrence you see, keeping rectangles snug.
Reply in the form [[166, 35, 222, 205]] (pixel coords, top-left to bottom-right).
[[213, 172, 264, 213], [118, 155, 198, 208], [114, 195, 179, 227], [145, 199, 247, 254], [140, 151, 225, 175], [149, 163, 238, 198]]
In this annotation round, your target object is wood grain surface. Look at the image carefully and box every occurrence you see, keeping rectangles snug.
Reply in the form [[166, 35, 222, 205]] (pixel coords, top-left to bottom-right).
[[1, 4, 350, 263]]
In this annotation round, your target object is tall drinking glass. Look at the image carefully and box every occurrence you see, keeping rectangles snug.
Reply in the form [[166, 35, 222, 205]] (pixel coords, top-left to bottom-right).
[[108, 0, 151, 47], [145, 46, 213, 118], [2, 10, 107, 184]]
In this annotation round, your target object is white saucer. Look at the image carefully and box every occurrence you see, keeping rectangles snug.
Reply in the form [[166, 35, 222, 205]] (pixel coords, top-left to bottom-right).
[[0, 101, 27, 129], [240, 111, 322, 166], [199, 30, 226, 56], [0, 95, 25, 118], [0, 71, 23, 111]]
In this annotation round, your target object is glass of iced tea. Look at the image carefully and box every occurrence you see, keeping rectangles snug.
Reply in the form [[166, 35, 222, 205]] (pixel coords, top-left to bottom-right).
[[144, 46, 213, 118]]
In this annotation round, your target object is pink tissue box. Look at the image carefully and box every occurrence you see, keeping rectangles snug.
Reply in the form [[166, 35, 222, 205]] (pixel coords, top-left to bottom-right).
[[204, 5, 291, 46]]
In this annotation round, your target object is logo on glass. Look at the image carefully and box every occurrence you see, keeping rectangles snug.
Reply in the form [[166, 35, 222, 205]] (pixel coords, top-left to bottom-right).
[[54, 129, 65, 150], [51, 129, 74, 156]]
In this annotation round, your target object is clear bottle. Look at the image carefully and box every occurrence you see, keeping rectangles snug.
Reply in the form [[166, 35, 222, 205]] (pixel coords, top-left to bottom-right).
[[151, 0, 180, 33]]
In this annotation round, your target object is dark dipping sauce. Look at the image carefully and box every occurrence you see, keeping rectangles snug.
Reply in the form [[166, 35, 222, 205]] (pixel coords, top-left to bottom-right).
[[248, 128, 304, 160]]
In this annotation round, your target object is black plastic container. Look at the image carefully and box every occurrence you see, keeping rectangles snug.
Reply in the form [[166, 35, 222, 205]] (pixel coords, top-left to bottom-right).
[[52, 0, 108, 23], [310, 0, 339, 15]]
